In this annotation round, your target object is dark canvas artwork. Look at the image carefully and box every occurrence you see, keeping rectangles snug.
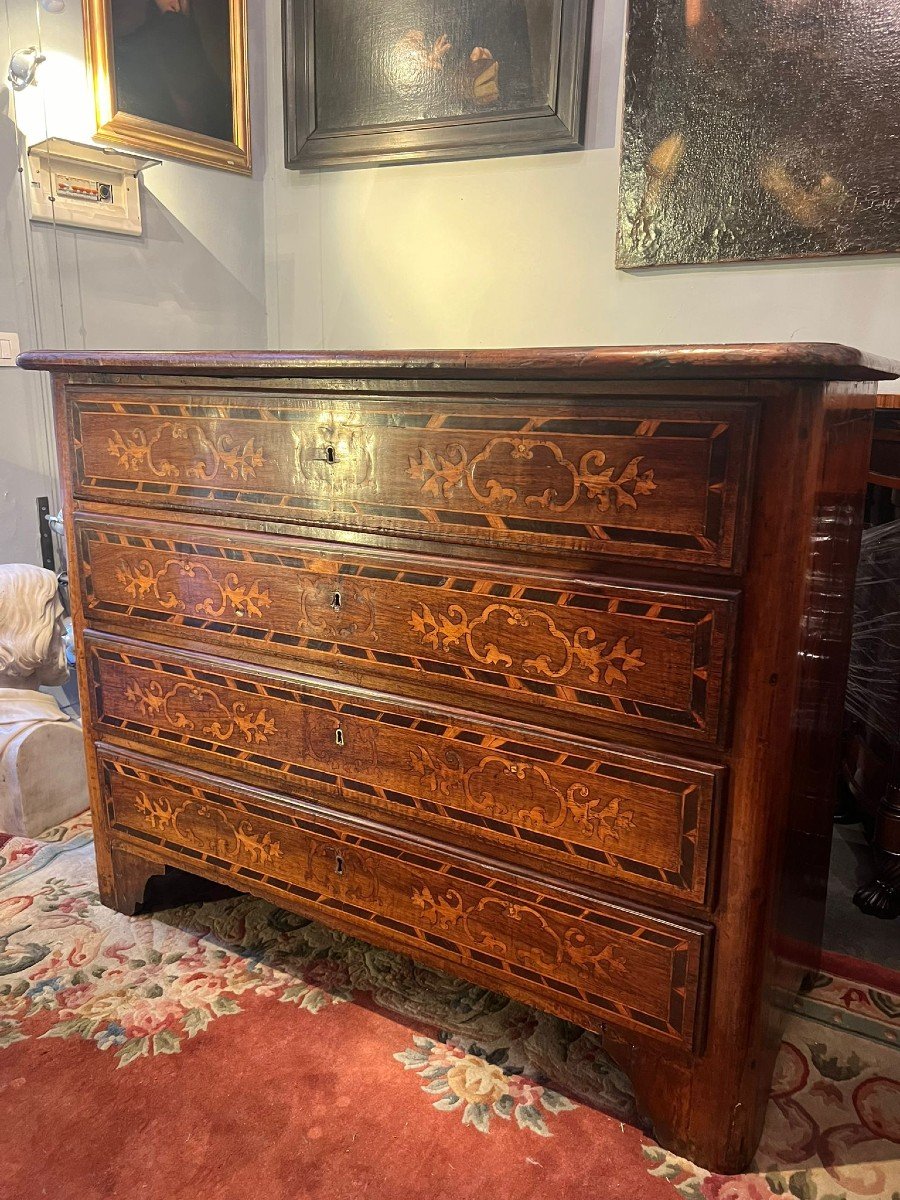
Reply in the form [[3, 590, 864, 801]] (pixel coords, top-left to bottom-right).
[[617, 0, 900, 268], [313, 1, 555, 132], [283, 0, 592, 168], [111, 0, 234, 142]]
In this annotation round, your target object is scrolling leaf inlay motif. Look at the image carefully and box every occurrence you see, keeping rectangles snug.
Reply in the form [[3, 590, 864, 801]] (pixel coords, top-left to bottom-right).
[[132, 791, 282, 866], [408, 602, 645, 687], [409, 747, 637, 840], [124, 679, 277, 745], [407, 438, 657, 515], [114, 558, 271, 620], [106, 423, 266, 483], [411, 887, 629, 981]]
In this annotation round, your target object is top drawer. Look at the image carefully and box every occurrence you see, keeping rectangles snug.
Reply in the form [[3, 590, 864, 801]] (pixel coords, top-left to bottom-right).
[[68, 389, 757, 569]]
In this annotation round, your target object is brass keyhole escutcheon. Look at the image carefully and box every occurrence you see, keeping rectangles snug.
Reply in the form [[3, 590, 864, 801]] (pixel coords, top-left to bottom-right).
[[331, 591, 342, 612], [335, 853, 344, 876], [335, 728, 345, 747]]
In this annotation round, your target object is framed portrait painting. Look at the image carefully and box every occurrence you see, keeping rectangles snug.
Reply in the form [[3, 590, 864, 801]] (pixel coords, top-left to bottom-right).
[[83, 0, 251, 174], [617, 0, 900, 268], [283, 0, 593, 169]]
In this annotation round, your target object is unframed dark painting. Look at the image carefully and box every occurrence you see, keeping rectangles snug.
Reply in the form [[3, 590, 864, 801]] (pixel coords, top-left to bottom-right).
[[617, 0, 900, 268], [284, 0, 593, 168]]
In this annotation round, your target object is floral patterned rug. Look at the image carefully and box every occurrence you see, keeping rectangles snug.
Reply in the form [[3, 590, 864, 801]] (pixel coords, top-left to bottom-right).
[[1, 816, 898, 1200]]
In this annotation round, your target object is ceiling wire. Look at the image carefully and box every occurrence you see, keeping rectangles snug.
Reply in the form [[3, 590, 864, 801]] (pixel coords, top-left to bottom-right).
[[31, 0, 70, 352]]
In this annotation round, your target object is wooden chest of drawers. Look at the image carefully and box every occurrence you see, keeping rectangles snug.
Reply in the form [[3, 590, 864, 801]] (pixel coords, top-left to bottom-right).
[[21, 343, 898, 1173]]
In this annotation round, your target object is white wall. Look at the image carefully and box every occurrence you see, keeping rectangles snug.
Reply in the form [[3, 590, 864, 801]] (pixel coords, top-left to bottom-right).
[[264, 0, 900, 359], [0, 76, 52, 566], [0, 0, 270, 563], [3, 0, 898, 567]]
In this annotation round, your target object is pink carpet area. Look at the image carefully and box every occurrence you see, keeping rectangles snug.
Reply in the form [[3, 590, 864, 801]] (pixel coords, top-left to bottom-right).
[[1, 816, 898, 1200]]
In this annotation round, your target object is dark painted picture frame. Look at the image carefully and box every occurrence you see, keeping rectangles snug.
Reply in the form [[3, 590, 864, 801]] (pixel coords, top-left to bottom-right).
[[283, 0, 593, 170]]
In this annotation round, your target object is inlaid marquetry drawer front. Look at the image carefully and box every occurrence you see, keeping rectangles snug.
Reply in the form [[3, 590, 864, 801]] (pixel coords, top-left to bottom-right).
[[85, 637, 722, 905], [98, 748, 711, 1046], [76, 515, 738, 744], [69, 390, 757, 568]]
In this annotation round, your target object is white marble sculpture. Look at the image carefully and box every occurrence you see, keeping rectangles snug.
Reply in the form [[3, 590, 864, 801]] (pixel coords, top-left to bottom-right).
[[0, 563, 88, 837]]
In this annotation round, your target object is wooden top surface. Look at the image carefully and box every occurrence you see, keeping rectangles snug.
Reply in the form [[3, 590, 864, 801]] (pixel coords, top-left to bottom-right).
[[16, 343, 900, 382]]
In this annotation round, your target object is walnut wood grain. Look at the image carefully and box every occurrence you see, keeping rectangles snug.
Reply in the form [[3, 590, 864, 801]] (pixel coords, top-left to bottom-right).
[[17, 343, 900, 380], [84, 634, 721, 906], [645, 382, 877, 1170], [99, 844, 169, 915], [76, 512, 738, 745], [33, 344, 900, 1175], [67, 390, 757, 568], [98, 745, 711, 1048]]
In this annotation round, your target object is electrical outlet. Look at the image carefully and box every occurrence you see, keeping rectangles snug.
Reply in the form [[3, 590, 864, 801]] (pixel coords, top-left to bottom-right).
[[0, 333, 21, 367]]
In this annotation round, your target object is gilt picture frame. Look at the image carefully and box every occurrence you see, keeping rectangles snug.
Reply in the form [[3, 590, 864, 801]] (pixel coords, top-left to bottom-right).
[[283, 0, 593, 170], [83, 0, 251, 175]]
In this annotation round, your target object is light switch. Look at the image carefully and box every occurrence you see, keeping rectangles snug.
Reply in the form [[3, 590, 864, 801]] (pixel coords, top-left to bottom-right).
[[0, 333, 21, 367]]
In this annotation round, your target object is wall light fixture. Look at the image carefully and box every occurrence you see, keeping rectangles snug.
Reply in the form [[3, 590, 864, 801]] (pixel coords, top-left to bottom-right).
[[8, 48, 46, 92]]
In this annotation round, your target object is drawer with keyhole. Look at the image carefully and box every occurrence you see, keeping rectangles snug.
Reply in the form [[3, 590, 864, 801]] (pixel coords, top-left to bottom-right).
[[75, 512, 739, 747], [99, 744, 712, 1049], [68, 390, 756, 568], [85, 634, 723, 907]]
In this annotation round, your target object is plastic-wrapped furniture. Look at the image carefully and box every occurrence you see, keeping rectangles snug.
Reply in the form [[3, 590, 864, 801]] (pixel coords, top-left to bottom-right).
[[844, 395, 900, 919]]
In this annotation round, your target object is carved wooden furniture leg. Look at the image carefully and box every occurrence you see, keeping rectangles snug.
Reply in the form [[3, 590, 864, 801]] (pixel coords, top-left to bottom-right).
[[855, 758, 900, 919], [103, 846, 234, 915], [600, 1042, 767, 1175], [102, 845, 169, 916]]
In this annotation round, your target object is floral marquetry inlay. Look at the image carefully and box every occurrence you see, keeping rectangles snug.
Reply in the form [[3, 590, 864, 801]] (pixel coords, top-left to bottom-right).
[[409, 601, 645, 687], [123, 679, 277, 746], [132, 791, 282, 867], [114, 558, 271, 621], [407, 438, 657, 514], [409, 748, 637, 842], [106, 423, 267, 483], [411, 888, 629, 982]]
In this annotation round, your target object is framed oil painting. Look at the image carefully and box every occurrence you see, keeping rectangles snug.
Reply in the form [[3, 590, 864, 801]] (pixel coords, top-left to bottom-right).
[[617, 0, 900, 268], [83, 0, 251, 174], [283, 0, 593, 169]]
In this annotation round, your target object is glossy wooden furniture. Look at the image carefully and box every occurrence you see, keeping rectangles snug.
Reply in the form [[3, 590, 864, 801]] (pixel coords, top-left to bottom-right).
[[20, 343, 899, 1173]]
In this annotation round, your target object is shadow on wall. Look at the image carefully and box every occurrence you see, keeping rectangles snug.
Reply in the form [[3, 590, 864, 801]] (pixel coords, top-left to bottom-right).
[[28, 188, 267, 351], [0, 94, 265, 353], [0, 457, 56, 565], [0, 95, 56, 566], [0, 93, 29, 295]]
